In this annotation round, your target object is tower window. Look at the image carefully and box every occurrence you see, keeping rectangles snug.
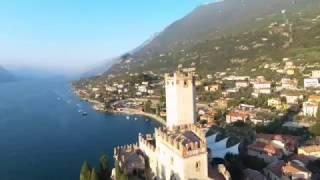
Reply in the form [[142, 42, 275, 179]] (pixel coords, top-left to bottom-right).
[[184, 81, 187, 86], [196, 161, 200, 171]]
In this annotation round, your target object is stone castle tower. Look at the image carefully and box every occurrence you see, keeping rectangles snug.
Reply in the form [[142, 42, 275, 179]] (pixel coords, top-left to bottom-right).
[[165, 71, 196, 129]]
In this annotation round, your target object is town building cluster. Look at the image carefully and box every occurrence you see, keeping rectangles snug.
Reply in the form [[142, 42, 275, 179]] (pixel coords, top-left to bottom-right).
[[74, 61, 320, 180], [108, 70, 320, 180]]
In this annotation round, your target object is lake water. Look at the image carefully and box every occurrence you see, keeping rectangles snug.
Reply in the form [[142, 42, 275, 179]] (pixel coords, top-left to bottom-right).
[[0, 79, 160, 180]]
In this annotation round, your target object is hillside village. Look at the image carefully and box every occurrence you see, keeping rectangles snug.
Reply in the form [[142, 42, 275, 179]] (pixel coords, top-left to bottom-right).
[[76, 68, 320, 180], [74, 3, 320, 180]]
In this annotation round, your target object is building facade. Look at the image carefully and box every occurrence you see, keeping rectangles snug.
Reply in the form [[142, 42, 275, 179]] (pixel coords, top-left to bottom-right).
[[302, 101, 318, 117]]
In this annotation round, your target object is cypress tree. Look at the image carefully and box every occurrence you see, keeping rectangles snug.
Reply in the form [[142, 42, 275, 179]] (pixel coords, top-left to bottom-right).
[[80, 161, 92, 180], [90, 168, 99, 180], [99, 154, 110, 179], [120, 173, 129, 180], [115, 164, 122, 180]]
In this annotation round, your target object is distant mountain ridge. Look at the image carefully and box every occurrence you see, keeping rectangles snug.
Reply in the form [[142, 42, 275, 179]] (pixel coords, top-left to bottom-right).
[[0, 66, 15, 82], [105, 0, 319, 76], [82, 33, 159, 77], [135, 0, 305, 54]]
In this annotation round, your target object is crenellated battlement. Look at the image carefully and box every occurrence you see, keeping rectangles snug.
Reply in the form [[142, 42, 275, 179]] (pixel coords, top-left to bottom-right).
[[155, 124, 207, 158], [113, 143, 139, 159], [165, 71, 195, 87], [139, 133, 156, 152]]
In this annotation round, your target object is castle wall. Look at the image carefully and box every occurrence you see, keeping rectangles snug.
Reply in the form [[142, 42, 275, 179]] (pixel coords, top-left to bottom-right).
[[156, 137, 208, 180]]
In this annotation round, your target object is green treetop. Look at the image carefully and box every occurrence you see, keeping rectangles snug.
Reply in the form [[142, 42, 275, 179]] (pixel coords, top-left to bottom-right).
[[309, 123, 320, 136], [90, 168, 99, 180], [99, 154, 110, 179], [80, 161, 92, 180]]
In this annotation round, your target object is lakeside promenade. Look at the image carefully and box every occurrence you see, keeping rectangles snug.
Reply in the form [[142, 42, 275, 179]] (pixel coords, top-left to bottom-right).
[[73, 89, 166, 125], [111, 108, 166, 125]]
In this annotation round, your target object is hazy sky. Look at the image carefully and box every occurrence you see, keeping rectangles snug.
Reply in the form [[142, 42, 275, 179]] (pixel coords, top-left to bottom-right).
[[0, 0, 215, 75]]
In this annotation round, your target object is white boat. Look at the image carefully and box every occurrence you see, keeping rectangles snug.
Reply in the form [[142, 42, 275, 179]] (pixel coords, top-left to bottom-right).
[[126, 116, 130, 120], [134, 117, 138, 121]]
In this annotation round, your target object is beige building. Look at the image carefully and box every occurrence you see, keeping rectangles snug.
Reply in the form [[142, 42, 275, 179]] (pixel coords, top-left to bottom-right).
[[204, 84, 220, 92], [281, 78, 298, 90], [298, 145, 320, 159], [312, 70, 320, 78], [308, 95, 320, 103], [165, 72, 196, 130], [286, 69, 295, 75], [139, 125, 209, 180]]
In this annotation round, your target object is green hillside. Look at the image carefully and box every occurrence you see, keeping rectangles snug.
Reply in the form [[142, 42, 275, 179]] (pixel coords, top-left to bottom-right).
[[106, 0, 320, 77]]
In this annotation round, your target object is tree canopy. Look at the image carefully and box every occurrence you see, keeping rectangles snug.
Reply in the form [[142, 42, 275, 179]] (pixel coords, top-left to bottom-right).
[[90, 168, 99, 180], [80, 161, 92, 180], [99, 154, 110, 179]]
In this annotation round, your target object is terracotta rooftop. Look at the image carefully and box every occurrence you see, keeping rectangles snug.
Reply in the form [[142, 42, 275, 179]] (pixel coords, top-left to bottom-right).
[[228, 111, 251, 118], [256, 133, 300, 144], [308, 95, 320, 103], [282, 161, 310, 176], [247, 142, 282, 156]]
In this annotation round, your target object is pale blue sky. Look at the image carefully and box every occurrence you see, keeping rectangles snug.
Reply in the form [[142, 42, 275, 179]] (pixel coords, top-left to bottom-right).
[[0, 0, 216, 74]]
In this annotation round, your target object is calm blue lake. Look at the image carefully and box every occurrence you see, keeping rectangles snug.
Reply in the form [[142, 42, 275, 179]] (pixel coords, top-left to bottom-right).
[[0, 79, 160, 180]]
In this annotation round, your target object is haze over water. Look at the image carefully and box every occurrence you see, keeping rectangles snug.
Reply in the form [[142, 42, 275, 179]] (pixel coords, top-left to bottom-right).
[[0, 79, 160, 180]]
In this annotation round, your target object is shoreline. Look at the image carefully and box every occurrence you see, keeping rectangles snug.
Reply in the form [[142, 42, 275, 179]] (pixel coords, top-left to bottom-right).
[[72, 88, 166, 125], [107, 109, 166, 125]]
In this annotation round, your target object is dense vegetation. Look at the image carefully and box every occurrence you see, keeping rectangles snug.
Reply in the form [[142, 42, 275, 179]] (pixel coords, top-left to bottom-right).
[[80, 154, 111, 180]]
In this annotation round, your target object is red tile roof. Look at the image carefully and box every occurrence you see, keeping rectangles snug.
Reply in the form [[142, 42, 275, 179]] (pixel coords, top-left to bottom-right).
[[248, 142, 283, 156], [256, 133, 300, 145]]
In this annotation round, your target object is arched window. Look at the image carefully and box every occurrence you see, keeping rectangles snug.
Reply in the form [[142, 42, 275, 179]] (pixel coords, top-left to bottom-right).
[[196, 161, 200, 171]]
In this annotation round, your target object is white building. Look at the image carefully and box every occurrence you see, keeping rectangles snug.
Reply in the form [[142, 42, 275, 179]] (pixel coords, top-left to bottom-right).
[[281, 92, 302, 104], [235, 81, 249, 88], [304, 78, 320, 88], [165, 72, 196, 129], [303, 101, 318, 117], [138, 85, 148, 93], [253, 80, 271, 89]]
